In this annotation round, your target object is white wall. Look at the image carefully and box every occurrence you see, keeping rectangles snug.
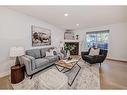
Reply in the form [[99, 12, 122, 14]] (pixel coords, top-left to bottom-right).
[[0, 7, 64, 77], [75, 23, 127, 61]]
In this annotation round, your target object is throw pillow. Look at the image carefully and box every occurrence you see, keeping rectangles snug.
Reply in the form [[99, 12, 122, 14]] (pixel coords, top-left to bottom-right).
[[53, 47, 61, 54], [52, 48, 58, 55], [89, 48, 100, 56], [50, 50, 54, 56], [46, 50, 54, 56]]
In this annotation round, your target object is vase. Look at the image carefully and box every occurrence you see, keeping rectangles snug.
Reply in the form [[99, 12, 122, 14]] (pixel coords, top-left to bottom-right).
[[67, 50, 70, 58]]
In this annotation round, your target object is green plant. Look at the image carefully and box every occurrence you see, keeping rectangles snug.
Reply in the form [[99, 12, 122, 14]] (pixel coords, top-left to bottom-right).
[[64, 43, 76, 52]]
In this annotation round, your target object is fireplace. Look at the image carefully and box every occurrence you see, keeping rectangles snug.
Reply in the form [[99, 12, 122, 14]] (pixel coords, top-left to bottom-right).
[[64, 42, 79, 55]]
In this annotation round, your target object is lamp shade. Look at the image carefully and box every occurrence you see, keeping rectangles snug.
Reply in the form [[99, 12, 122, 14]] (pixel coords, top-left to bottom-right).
[[10, 47, 25, 57]]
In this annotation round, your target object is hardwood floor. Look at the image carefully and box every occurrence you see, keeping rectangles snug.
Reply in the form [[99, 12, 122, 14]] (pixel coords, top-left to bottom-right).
[[0, 59, 127, 89], [0, 75, 12, 89], [100, 59, 127, 89]]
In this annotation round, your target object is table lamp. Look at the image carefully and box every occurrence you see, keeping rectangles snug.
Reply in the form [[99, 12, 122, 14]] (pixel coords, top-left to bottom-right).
[[10, 47, 25, 66]]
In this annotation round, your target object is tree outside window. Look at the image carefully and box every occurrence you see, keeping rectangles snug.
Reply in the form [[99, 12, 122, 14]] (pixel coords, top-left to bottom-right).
[[86, 30, 109, 49]]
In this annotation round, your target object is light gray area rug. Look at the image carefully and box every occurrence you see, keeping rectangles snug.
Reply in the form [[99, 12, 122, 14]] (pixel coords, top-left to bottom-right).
[[11, 60, 100, 89]]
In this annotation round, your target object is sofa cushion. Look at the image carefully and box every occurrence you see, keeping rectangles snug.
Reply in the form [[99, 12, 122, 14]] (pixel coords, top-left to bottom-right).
[[26, 49, 41, 59], [45, 56, 58, 63], [35, 58, 49, 68], [40, 49, 46, 58]]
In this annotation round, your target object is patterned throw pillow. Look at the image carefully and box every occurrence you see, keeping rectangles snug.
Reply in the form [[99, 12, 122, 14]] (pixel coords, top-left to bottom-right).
[[89, 48, 100, 56], [46, 50, 54, 56]]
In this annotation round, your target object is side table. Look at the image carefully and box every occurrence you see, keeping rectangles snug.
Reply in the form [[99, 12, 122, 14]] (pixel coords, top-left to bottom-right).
[[11, 64, 25, 84]]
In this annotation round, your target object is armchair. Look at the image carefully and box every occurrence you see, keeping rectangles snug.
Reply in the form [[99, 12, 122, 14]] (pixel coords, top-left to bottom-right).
[[81, 48, 108, 66], [81, 48, 91, 60]]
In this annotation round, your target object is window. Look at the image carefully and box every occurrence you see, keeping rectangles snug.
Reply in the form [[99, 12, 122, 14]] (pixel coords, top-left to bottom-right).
[[86, 30, 109, 49]]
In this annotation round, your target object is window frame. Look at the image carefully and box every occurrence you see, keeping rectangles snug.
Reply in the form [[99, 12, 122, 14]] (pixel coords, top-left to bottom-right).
[[85, 30, 109, 50]]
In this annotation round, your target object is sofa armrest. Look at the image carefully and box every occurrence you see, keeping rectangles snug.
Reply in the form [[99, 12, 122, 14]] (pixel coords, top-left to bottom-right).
[[21, 56, 31, 64], [53, 50, 66, 60], [21, 55, 35, 75], [21, 56, 32, 75]]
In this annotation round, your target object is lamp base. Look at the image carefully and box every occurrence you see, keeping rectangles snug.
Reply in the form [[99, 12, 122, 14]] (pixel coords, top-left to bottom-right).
[[15, 57, 21, 66]]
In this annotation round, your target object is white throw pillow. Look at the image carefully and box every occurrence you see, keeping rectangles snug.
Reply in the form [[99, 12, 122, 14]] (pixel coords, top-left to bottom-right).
[[46, 50, 54, 56], [50, 50, 54, 56], [89, 48, 100, 56]]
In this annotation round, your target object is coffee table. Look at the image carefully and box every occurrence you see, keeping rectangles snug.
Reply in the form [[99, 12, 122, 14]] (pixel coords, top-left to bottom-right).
[[55, 58, 81, 86]]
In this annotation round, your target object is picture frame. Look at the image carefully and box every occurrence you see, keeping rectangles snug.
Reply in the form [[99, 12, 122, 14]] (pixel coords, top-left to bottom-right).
[[31, 25, 51, 46]]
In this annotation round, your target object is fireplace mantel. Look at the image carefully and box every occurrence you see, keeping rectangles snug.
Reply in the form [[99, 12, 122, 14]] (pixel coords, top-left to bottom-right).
[[63, 40, 79, 43]]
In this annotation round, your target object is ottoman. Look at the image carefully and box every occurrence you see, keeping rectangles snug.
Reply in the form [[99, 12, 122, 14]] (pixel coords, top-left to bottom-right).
[[38, 69, 68, 89]]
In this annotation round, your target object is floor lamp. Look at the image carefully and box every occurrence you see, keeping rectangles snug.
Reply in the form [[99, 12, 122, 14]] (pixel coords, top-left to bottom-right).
[[10, 47, 25, 66]]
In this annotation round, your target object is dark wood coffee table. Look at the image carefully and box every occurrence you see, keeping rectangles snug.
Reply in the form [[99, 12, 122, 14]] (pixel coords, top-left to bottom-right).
[[55, 58, 81, 86]]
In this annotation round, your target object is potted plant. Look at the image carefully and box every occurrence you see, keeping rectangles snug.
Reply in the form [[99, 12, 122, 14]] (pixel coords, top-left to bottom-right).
[[64, 43, 76, 55]]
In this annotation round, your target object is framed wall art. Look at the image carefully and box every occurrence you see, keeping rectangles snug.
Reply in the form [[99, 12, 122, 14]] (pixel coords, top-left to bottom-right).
[[31, 25, 51, 46]]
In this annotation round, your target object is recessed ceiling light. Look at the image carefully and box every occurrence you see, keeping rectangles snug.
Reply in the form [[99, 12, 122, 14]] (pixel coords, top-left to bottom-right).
[[76, 24, 79, 26], [64, 13, 68, 17]]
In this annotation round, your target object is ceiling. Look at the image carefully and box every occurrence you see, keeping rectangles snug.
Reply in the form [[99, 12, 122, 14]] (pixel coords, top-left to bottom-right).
[[7, 6, 127, 30]]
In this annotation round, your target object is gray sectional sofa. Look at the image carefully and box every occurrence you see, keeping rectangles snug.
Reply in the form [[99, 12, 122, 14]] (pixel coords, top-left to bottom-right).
[[20, 48, 66, 78]]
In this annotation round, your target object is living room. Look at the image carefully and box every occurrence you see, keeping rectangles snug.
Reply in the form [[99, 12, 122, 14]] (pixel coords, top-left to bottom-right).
[[0, 4, 127, 92]]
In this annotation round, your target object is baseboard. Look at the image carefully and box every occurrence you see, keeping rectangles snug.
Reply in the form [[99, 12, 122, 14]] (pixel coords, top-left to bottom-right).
[[0, 70, 10, 78], [106, 58, 127, 63]]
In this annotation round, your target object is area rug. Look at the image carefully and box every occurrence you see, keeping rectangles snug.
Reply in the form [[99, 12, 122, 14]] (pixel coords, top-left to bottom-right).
[[11, 59, 100, 90], [68, 60, 100, 89]]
